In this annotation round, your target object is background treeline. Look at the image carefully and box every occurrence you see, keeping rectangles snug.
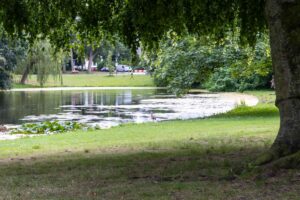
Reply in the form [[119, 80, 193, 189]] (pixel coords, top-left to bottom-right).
[[0, 27, 272, 93], [0, 28, 133, 88]]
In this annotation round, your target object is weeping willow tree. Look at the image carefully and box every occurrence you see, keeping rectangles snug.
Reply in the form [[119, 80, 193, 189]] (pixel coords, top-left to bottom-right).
[[1, 0, 300, 162], [18, 40, 63, 87]]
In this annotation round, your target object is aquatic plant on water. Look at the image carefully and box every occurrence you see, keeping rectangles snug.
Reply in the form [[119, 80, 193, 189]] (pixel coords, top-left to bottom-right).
[[10, 121, 89, 135]]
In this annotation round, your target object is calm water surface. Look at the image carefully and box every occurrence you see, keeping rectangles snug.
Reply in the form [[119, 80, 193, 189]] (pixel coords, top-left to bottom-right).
[[0, 89, 237, 128]]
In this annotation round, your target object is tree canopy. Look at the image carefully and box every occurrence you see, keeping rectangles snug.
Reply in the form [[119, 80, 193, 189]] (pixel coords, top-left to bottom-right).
[[0, 0, 267, 50]]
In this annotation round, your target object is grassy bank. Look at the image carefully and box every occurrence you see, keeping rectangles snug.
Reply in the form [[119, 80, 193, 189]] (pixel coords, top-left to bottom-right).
[[1, 91, 298, 200], [12, 73, 154, 88]]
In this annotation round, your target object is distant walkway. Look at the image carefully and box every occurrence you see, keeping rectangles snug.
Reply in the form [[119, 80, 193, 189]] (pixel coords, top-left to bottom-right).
[[222, 92, 259, 107], [8, 87, 165, 92]]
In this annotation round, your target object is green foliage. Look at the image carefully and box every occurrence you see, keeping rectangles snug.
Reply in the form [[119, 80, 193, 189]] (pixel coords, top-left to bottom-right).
[[206, 67, 237, 91], [33, 41, 63, 87], [0, 67, 11, 89], [153, 34, 272, 94], [11, 121, 86, 135], [206, 67, 271, 92], [17, 40, 63, 87], [206, 36, 272, 92], [72, 39, 132, 71], [153, 36, 217, 95], [92, 40, 132, 68], [106, 51, 114, 76], [113, 40, 132, 63], [0, 28, 28, 72], [118, 0, 266, 50], [97, 60, 105, 71], [0, 1, 269, 94], [0, 26, 27, 89], [0, 1, 266, 51], [0, 55, 5, 66]]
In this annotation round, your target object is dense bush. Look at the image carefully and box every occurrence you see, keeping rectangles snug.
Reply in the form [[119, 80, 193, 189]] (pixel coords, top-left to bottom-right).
[[151, 34, 272, 95], [0, 28, 27, 89], [205, 67, 271, 92], [0, 67, 11, 89], [206, 35, 272, 92], [153, 37, 220, 95]]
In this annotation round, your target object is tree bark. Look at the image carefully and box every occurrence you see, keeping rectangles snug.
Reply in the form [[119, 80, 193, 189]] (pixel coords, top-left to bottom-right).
[[87, 47, 93, 73], [266, 0, 300, 155], [20, 61, 33, 84]]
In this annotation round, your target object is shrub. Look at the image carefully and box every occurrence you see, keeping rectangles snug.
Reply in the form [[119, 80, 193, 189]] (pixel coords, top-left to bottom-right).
[[151, 33, 272, 94], [0, 67, 11, 89], [206, 67, 271, 92]]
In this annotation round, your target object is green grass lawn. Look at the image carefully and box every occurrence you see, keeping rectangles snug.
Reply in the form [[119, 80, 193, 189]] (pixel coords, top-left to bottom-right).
[[12, 73, 154, 88], [1, 90, 299, 199]]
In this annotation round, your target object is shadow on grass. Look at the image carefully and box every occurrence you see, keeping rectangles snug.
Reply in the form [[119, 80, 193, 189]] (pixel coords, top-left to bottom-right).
[[0, 142, 299, 199]]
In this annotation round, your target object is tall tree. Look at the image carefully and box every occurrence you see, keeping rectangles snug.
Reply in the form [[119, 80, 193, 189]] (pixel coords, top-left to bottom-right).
[[18, 40, 63, 87], [0, 0, 299, 160]]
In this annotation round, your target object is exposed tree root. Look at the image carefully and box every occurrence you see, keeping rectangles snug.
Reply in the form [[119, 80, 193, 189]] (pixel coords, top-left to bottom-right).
[[253, 150, 278, 166], [243, 150, 300, 180], [264, 151, 300, 169], [238, 149, 300, 180], [254, 144, 300, 168]]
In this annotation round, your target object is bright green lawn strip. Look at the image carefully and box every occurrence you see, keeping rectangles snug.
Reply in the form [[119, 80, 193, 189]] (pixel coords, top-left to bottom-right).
[[216, 104, 278, 118], [214, 90, 277, 118], [13, 74, 154, 88], [0, 114, 279, 159], [12, 83, 40, 88]]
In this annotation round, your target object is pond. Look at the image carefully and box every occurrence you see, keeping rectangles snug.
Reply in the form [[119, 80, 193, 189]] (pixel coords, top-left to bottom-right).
[[0, 88, 242, 129]]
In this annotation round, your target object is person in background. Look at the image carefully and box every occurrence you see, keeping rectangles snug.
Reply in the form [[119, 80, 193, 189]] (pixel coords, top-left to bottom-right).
[[130, 69, 134, 79], [270, 75, 275, 89]]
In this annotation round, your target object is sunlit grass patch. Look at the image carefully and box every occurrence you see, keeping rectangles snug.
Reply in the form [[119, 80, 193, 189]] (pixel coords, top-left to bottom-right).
[[12, 74, 154, 88]]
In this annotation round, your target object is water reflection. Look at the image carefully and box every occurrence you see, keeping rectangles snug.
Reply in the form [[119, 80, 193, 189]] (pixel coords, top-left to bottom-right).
[[0, 89, 237, 129]]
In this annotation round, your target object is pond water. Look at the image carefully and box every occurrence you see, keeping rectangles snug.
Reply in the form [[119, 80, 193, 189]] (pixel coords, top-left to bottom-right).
[[0, 89, 238, 129]]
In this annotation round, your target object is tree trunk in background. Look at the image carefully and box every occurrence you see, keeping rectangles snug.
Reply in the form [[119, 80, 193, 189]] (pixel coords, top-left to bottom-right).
[[88, 48, 93, 73], [70, 48, 75, 71], [62, 60, 66, 73], [20, 62, 32, 84], [266, 0, 300, 155]]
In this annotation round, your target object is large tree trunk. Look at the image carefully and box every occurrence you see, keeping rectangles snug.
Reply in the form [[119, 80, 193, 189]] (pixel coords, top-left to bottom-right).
[[87, 48, 93, 73], [266, 0, 300, 155]]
